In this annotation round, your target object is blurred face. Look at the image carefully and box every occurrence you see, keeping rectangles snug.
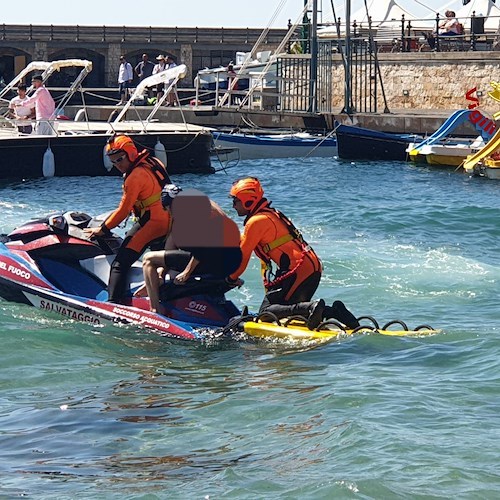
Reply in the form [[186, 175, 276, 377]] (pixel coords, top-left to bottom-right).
[[18, 88, 26, 97], [108, 151, 132, 173], [32, 79, 42, 88]]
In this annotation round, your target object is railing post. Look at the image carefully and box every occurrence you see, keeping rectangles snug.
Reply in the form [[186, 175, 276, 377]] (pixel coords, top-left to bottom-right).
[[1, 24, 5, 41], [148, 26, 151, 43], [470, 11, 477, 51], [435, 14, 440, 51], [29, 24, 33, 41], [102, 25, 106, 42], [122, 25, 126, 43], [75, 25, 79, 42], [175, 26, 178, 43], [220, 27, 224, 44], [50, 24, 53, 41], [400, 15, 405, 52], [406, 20, 412, 52]]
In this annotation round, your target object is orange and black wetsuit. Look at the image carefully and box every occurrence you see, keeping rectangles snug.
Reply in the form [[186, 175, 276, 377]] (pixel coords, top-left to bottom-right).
[[229, 199, 322, 318], [103, 151, 171, 302]]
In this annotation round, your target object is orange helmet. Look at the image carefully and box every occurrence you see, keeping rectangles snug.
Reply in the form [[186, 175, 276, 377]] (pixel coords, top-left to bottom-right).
[[230, 177, 264, 212], [105, 134, 138, 162]]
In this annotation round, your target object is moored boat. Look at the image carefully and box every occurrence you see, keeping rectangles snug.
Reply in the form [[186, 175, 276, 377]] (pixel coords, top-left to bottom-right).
[[211, 130, 337, 160], [335, 122, 419, 161], [0, 60, 213, 178], [407, 109, 495, 167]]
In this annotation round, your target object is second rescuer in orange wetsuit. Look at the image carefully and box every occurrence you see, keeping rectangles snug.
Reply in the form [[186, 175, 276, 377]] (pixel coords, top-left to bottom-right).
[[84, 134, 171, 303], [228, 177, 359, 330]]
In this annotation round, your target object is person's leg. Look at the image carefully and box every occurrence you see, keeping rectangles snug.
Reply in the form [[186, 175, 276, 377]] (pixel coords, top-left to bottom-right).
[[142, 249, 191, 311], [323, 300, 359, 329], [259, 272, 325, 329], [118, 83, 125, 103], [108, 247, 141, 303], [108, 221, 156, 304], [142, 250, 168, 312]]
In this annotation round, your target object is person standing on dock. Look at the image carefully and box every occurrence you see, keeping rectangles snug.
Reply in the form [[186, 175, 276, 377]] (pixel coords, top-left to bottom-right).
[[165, 55, 178, 106], [135, 53, 155, 99], [152, 54, 167, 102], [117, 55, 134, 105]]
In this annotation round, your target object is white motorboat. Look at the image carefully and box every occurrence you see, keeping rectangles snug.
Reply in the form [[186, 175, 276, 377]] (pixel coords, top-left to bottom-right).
[[0, 61, 213, 178]]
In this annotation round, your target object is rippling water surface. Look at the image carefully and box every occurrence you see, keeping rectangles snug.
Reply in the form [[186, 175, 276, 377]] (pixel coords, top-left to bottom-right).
[[1, 158, 499, 498]]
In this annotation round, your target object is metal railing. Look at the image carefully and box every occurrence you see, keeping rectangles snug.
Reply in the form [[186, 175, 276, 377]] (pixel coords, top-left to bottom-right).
[[317, 12, 500, 53], [0, 23, 286, 45]]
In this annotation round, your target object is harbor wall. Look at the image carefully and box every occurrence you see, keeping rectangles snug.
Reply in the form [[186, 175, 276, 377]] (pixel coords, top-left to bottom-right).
[[330, 52, 500, 114]]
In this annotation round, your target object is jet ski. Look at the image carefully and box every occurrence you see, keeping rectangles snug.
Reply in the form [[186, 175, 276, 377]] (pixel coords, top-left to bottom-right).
[[0, 211, 240, 341], [0, 211, 440, 344]]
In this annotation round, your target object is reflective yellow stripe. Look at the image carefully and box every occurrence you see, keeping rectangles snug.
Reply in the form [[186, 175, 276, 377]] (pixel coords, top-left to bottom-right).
[[261, 233, 294, 254], [134, 192, 161, 211]]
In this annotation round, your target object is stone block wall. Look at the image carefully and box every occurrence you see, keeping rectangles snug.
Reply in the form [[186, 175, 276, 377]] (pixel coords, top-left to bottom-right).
[[330, 51, 500, 113]]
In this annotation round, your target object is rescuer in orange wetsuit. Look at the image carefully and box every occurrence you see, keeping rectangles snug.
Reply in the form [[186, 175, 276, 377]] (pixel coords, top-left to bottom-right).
[[84, 134, 171, 303], [228, 177, 359, 330]]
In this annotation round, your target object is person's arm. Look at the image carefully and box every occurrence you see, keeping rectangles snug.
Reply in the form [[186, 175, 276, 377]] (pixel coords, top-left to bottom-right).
[[8, 100, 15, 118], [164, 233, 177, 250], [174, 256, 199, 284], [20, 88, 39, 108], [228, 217, 264, 281], [84, 171, 142, 238]]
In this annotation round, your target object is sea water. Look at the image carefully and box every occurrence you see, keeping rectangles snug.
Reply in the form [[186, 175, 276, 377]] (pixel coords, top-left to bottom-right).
[[0, 158, 499, 498]]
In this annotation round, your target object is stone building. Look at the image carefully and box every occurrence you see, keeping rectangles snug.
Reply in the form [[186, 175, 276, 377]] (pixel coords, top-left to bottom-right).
[[0, 24, 288, 88]]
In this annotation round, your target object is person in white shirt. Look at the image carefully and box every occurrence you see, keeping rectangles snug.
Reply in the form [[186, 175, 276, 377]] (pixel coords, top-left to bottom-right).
[[165, 56, 178, 107], [152, 54, 167, 101], [117, 55, 134, 104], [9, 84, 35, 134]]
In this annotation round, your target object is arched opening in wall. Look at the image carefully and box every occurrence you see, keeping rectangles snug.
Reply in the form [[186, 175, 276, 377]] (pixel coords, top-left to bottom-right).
[[0, 49, 31, 87], [49, 48, 105, 88]]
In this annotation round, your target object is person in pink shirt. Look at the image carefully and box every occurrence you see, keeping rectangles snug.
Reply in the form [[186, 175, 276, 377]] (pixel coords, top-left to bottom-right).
[[19, 75, 56, 135]]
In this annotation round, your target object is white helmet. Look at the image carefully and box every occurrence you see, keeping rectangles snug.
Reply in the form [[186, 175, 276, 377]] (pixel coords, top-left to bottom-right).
[[161, 184, 182, 209]]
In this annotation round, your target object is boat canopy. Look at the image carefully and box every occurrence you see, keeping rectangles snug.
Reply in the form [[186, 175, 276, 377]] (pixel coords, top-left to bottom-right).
[[113, 64, 188, 124], [0, 59, 93, 103]]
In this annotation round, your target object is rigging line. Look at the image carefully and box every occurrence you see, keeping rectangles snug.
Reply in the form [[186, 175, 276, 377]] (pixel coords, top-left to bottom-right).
[[411, 0, 449, 14], [235, 2, 309, 110], [363, 0, 390, 113], [302, 121, 341, 160], [218, 0, 288, 107]]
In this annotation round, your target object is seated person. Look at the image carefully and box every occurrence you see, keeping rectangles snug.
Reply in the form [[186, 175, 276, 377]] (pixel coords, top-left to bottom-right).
[[136, 185, 242, 312], [428, 10, 462, 50]]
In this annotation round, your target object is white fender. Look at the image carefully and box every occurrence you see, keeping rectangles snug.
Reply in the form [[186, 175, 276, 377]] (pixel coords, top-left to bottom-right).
[[42, 145, 55, 177], [103, 144, 113, 172], [154, 138, 167, 167]]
